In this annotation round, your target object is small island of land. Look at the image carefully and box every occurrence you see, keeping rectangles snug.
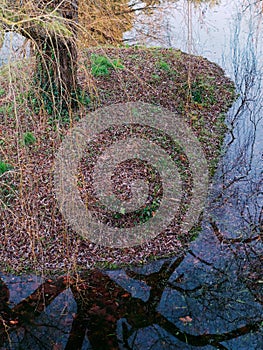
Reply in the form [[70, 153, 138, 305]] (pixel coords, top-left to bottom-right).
[[0, 46, 236, 274]]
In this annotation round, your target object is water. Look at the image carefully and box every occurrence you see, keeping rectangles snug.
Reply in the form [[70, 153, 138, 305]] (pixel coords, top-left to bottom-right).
[[0, 1, 262, 349], [0, 32, 29, 66]]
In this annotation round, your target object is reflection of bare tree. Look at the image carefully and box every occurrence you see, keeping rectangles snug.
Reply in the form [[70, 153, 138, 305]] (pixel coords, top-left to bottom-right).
[[207, 0, 263, 244], [209, 221, 262, 306], [1, 252, 262, 349], [0, 276, 70, 347]]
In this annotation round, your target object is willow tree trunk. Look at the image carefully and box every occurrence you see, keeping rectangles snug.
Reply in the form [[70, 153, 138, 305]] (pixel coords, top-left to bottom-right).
[[34, 35, 78, 118], [19, 0, 79, 119]]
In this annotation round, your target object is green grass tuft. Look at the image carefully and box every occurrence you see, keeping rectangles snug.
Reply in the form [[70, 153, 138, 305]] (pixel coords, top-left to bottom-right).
[[91, 54, 124, 77], [23, 131, 36, 146], [0, 161, 13, 175]]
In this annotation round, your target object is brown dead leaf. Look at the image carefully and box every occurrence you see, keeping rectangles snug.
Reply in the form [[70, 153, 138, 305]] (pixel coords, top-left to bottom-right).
[[10, 320, 19, 325], [179, 316, 192, 323]]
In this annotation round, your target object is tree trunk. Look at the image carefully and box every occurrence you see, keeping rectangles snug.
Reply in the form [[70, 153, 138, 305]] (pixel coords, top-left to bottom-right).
[[17, 1, 79, 119], [34, 35, 78, 119]]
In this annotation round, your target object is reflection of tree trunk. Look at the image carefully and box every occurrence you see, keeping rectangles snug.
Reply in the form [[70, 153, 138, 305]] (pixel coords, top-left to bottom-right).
[[64, 312, 88, 350], [1, 259, 262, 349], [0, 278, 11, 346], [69, 270, 123, 349], [0, 279, 9, 310], [67, 258, 185, 349]]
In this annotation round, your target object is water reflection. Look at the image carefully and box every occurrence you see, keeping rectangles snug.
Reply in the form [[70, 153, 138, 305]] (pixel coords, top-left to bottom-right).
[[0, 32, 29, 66], [206, 0, 263, 238], [0, 0, 262, 349], [0, 251, 262, 349]]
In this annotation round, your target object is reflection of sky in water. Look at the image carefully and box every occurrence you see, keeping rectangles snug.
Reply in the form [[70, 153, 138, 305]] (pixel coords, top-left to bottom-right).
[[126, 0, 263, 238], [0, 32, 29, 66], [125, 0, 238, 69], [211, 1, 263, 236], [125, 0, 263, 70]]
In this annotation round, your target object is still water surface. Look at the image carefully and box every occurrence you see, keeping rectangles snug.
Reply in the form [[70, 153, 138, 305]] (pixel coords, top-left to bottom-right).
[[0, 0, 262, 349]]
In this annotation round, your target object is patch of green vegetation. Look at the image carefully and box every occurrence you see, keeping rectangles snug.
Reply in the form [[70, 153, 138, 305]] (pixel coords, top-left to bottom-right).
[[0, 88, 5, 97], [0, 160, 13, 175], [23, 131, 36, 146], [95, 261, 123, 270], [128, 54, 140, 60], [0, 103, 14, 118], [133, 44, 144, 50], [1, 264, 17, 274], [173, 50, 182, 58], [209, 158, 220, 177], [151, 73, 161, 81], [139, 199, 160, 224], [214, 113, 228, 133], [0, 161, 16, 208], [156, 60, 171, 72], [28, 82, 88, 125], [78, 90, 91, 106], [189, 225, 202, 241], [91, 54, 124, 77], [189, 77, 217, 106]]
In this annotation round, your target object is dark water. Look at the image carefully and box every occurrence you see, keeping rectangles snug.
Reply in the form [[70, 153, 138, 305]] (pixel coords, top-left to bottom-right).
[[0, 0, 262, 349]]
